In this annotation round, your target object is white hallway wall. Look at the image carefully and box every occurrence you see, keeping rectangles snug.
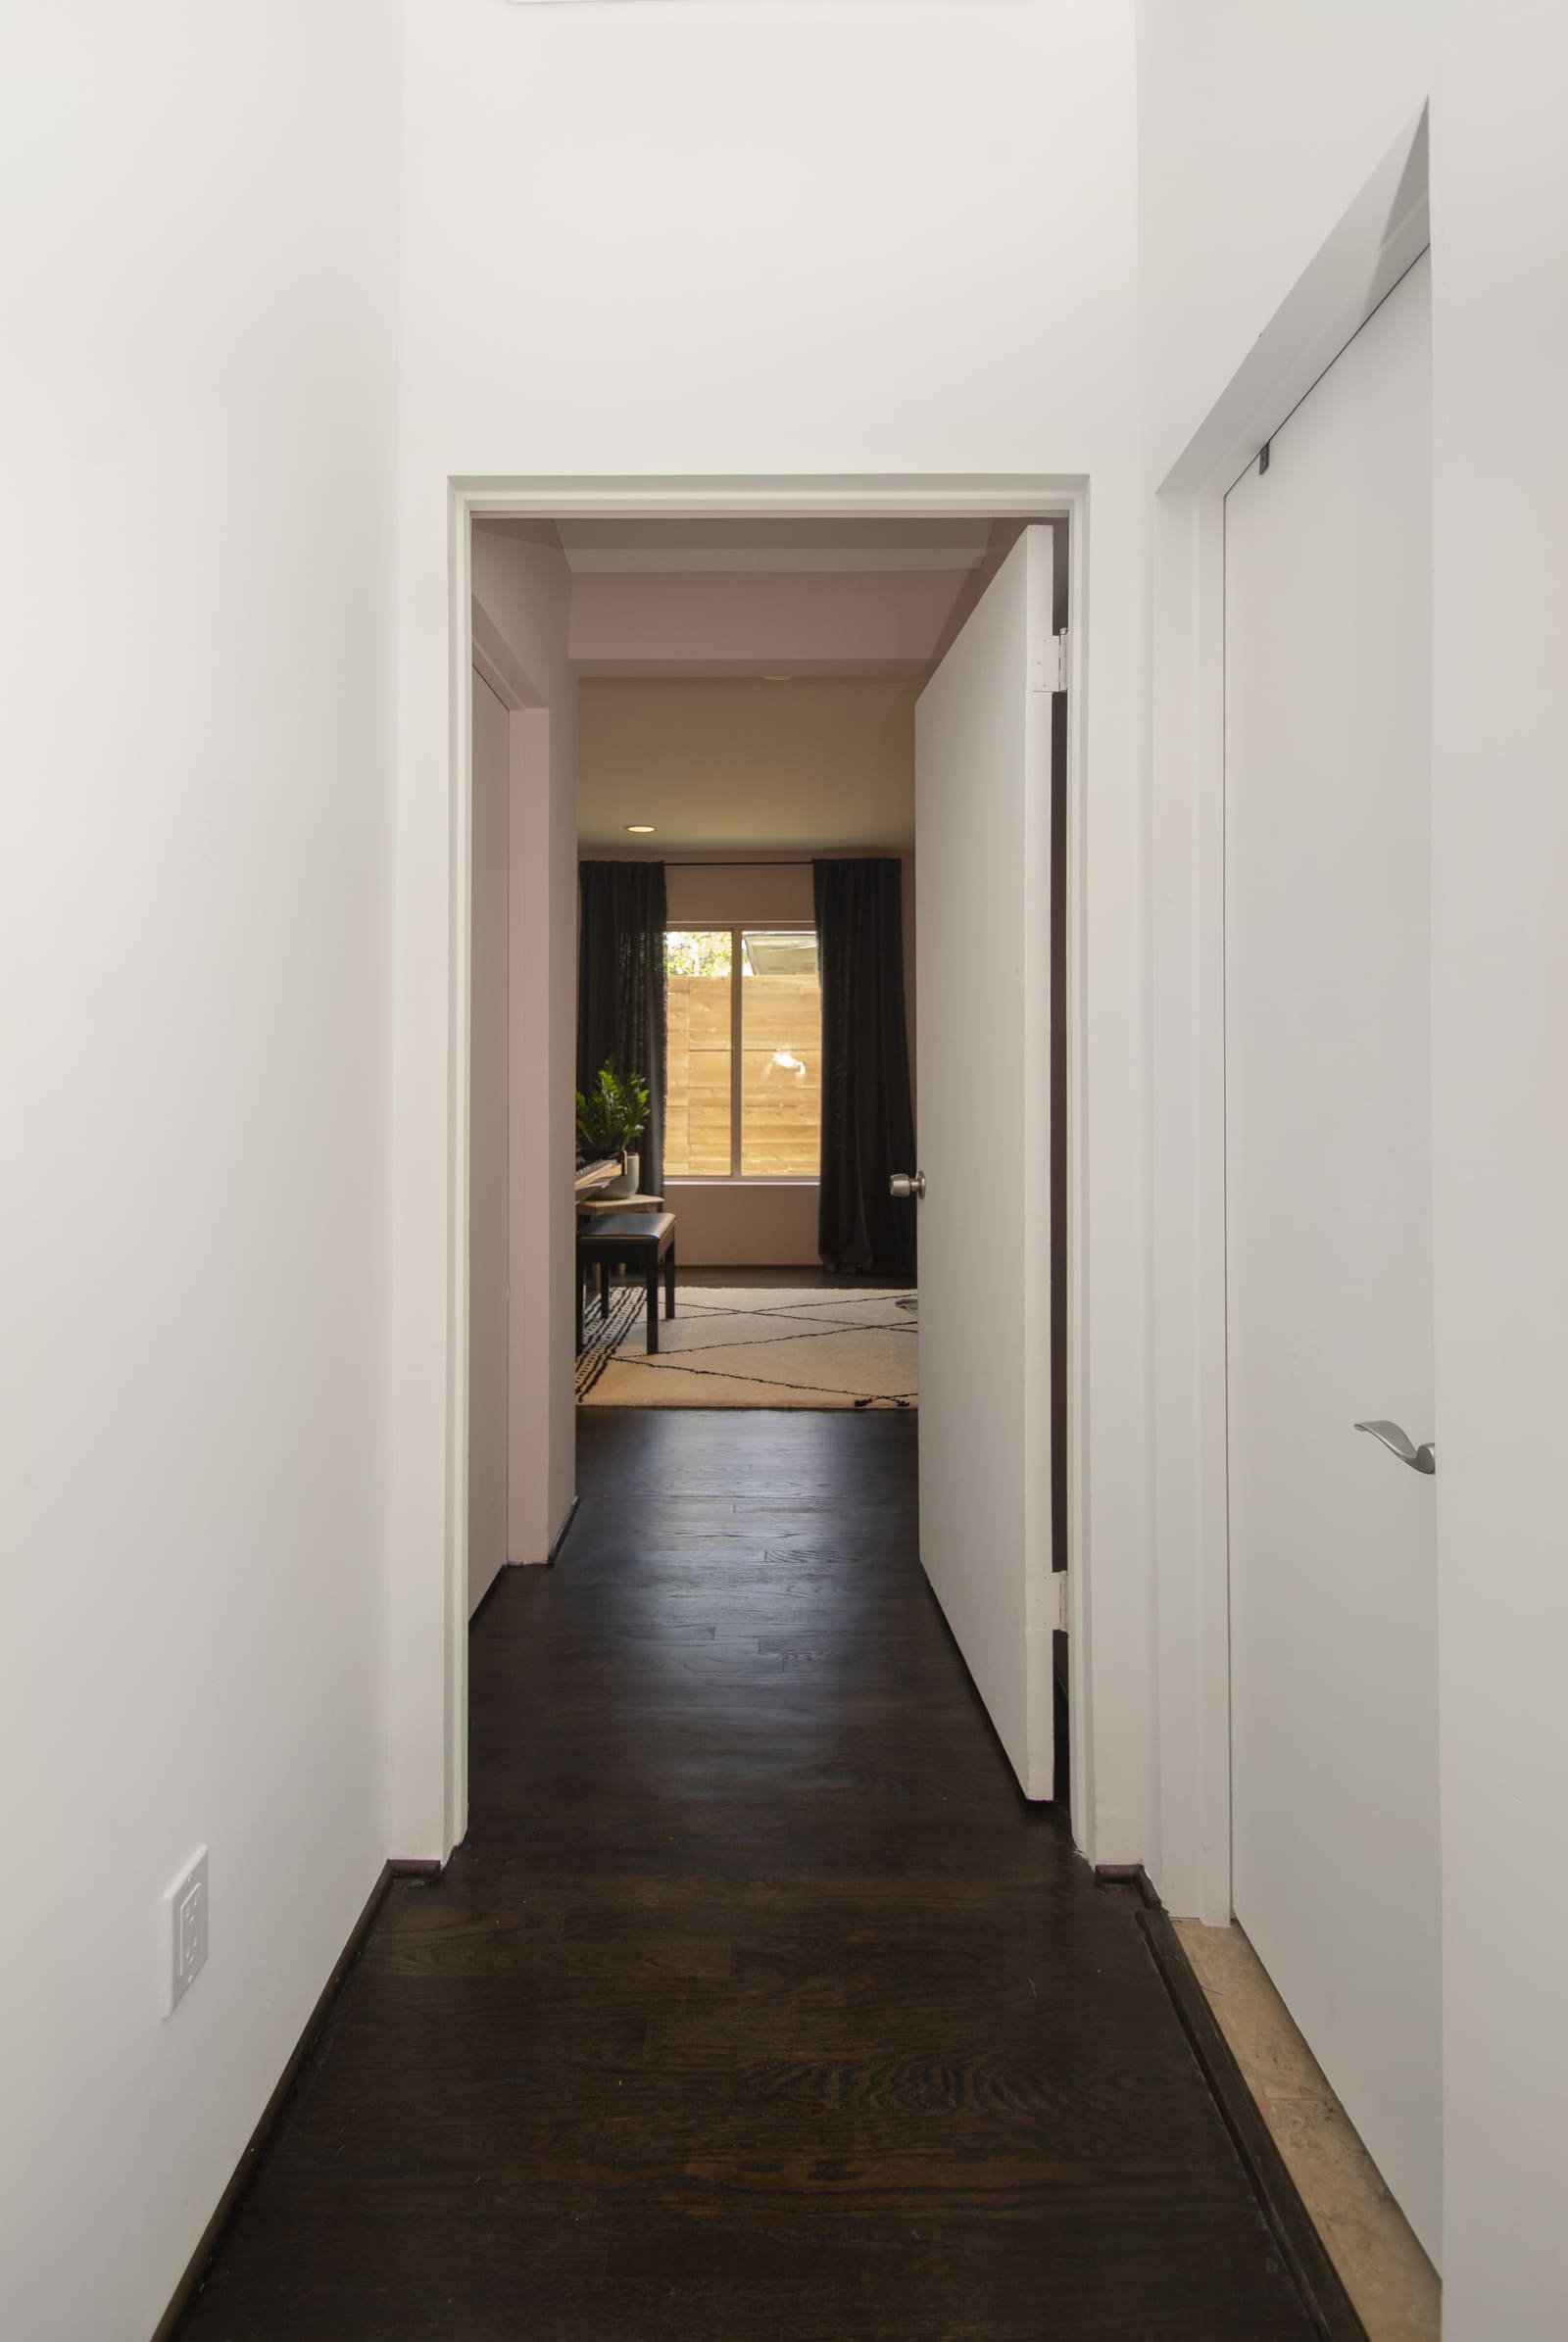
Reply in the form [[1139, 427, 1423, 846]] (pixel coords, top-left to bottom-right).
[[390, 0, 1152, 1865], [0, 6, 401, 2339], [1137, 1, 1568, 2330]]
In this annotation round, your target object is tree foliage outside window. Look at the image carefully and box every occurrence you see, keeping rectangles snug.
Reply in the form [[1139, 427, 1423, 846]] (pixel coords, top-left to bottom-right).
[[664, 929, 733, 978]]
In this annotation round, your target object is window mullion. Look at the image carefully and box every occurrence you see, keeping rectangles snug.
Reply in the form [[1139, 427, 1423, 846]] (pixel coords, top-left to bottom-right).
[[730, 925, 744, 1178]]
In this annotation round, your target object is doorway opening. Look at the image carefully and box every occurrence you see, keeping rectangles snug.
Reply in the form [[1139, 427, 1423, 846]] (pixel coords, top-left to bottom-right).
[[573, 653, 921, 1418], [454, 484, 1087, 1858]]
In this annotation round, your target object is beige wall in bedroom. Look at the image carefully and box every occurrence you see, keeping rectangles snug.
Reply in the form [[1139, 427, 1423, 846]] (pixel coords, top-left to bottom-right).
[[579, 681, 916, 1269]]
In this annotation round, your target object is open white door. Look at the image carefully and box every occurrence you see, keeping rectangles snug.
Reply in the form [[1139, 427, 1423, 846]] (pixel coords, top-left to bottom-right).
[[913, 526, 1058, 1799]]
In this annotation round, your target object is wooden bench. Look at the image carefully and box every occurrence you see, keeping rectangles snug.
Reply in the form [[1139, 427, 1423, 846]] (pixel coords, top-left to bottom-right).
[[576, 1210, 677, 1356]]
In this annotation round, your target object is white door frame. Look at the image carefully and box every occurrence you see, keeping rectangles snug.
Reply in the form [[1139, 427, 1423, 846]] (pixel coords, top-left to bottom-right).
[[1148, 113, 1430, 1923], [439, 475, 1091, 1856]]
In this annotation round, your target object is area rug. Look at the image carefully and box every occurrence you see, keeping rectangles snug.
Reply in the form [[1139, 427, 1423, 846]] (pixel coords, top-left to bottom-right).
[[577, 1283, 918, 1410]]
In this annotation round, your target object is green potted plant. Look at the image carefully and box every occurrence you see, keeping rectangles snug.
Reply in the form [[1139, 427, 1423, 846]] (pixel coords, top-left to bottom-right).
[[576, 1059, 650, 1196]]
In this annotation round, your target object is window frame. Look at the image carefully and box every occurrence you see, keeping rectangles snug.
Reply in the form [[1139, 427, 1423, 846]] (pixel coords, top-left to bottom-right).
[[663, 920, 821, 1184]]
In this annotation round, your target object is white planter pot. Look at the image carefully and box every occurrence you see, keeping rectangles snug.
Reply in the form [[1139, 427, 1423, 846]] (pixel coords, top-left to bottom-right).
[[604, 1150, 640, 1198]]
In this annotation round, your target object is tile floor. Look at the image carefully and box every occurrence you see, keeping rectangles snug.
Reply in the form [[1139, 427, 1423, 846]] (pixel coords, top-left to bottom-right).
[[1175, 1922, 1441, 2342]]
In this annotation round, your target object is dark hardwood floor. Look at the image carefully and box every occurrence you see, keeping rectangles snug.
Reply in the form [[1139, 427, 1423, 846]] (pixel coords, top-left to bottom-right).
[[175, 1411, 1313, 2341]]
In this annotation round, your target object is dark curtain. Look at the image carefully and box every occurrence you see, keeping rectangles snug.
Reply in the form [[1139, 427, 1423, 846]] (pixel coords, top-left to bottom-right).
[[814, 857, 917, 1280], [577, 861, 667, 1196]]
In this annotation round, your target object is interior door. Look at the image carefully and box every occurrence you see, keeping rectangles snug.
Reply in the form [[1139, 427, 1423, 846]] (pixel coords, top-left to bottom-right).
[[1225, 256, 1440, 2257], [913, 525, 1056, 1799]]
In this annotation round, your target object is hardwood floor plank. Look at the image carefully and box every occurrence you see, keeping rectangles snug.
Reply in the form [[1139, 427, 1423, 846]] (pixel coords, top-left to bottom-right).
[[173, 1410, 1313, 2341]]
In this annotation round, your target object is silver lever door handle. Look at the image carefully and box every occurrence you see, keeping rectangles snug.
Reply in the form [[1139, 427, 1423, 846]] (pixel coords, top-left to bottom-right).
[[890, 1172, 926, 1201], [1354, 1420, 1437, 1475]]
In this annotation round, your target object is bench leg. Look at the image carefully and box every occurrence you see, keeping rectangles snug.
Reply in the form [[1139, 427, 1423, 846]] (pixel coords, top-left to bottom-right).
[[600, 1259, 610, 1318], [665, 1242, 676, 1319], [646, 1262, 659, 1354]]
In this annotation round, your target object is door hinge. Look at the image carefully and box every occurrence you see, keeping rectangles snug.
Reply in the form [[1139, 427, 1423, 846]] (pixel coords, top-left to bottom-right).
[[1054, 1572, 1069, 1632], [1032, 630, 1068, 694]]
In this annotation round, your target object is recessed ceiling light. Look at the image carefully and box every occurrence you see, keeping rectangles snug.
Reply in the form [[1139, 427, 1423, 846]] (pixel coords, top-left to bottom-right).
[[625, 824, 656, 834]]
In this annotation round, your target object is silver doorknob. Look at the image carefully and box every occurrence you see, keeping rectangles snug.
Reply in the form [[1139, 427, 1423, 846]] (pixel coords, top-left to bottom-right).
[[890, 1172, 926, 1201], [1354, 1420, 1437, 1475]]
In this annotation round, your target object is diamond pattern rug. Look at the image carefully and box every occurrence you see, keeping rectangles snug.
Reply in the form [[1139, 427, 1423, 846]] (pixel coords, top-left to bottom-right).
[[577, 1283, 918, 1411]]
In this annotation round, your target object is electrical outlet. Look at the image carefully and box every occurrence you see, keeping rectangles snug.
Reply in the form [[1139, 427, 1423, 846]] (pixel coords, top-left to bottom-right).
[[162, 1847, 209, 2018]]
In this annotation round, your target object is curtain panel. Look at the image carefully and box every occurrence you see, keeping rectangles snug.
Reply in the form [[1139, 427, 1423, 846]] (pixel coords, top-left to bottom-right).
[[577, 860, 667, 1197], [813, 857, 917, 1280]]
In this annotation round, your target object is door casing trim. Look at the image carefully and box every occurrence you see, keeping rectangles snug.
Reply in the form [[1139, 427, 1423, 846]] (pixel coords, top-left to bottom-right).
[[441, 475, 1091, 1857]]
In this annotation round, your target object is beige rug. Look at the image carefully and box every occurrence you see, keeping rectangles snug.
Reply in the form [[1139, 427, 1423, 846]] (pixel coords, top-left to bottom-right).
[[577, 1283, 918, 1410]]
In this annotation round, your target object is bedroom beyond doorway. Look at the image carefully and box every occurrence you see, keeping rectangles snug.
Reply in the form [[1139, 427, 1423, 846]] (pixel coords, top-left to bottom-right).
[[570, 639, 927, 1414]]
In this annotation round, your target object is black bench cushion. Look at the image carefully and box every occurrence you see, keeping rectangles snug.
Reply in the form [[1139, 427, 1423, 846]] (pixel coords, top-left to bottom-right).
[[577, 1211, 675, 1251]]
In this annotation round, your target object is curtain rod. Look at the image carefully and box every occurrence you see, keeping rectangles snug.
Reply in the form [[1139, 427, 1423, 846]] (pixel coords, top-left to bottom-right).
[[612, 856, 903, 869], [584, 854, 906, 870]]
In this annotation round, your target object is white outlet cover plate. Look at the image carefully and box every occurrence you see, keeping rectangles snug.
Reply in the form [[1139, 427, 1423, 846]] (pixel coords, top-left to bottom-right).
[[162, 1846, 209, 2018]]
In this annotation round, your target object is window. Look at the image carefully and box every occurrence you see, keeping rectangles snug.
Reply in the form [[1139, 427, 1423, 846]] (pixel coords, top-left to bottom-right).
[[664, 927, 822, 1179]]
